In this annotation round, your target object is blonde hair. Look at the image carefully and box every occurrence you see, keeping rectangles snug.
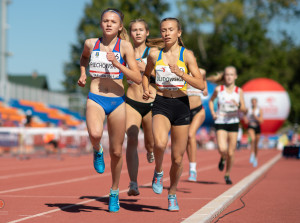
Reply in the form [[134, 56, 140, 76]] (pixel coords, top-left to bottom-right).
[[160, 17, 185, 47], [101, 8, 129, 41], [129, 19, 149, 33], [207, 66, 237, 84]]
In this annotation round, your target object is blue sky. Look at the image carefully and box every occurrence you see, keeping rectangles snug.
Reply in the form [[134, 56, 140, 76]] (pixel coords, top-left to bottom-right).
[[4, 0, 300, 91]]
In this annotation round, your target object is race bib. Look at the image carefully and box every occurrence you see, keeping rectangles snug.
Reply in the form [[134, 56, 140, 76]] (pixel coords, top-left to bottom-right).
[[155, 65, 185, 91], [89, 51, 121, 79], [219, 103, 238, 118], [187, 85, 203, 96]]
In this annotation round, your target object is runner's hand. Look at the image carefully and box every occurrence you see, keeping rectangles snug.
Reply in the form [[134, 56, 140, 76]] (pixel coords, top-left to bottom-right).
[[107, 52, 118, 65], [143, 90, 155, 100], [77, 75, 86, 87], [169, 64, 182, 76]]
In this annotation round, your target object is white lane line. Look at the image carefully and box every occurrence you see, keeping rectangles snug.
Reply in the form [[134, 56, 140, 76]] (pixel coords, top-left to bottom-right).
[[0, 195, 81, 199], [0, 161, 89, 171], [7, 189, 125, 223], [0, 166, 91, 180], [5, 153, 254, 222], [6, 161, 220, 223], [0, 153, 220, 194], [0, 175, 101, 194], [181, 153, 282, 223], [0, 162, 159, 195]]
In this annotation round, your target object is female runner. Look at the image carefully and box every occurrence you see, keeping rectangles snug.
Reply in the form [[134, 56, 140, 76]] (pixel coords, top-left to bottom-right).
[[143, 17, 205, 211], [77, 8, 141, 212]]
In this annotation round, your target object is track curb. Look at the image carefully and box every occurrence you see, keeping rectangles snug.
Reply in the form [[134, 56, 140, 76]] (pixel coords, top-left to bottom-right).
[[182, 153, 282, 223]]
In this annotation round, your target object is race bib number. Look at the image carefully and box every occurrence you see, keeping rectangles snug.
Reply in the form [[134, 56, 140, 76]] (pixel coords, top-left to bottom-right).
[[219, 103, 238, 118], [89, 51, 120, 79], [155, 65, 185, 91]]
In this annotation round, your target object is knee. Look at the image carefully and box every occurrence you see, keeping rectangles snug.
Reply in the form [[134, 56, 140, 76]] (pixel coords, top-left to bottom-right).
[[110, 149, 122, 160], [188, 132, 195, 142], [126, 127, 139, 144], [89, 129, 102, 142], [219, 147, 227, 156], [155, 140, 167, 152], [172, 155, 183, 167], [228, 150, 235, 157], [127, 134, 138, 145], [144, 140, 154, 150]]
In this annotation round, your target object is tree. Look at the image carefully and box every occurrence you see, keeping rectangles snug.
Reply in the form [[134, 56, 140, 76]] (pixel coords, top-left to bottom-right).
[[63, 0, 169, 94], [176, 0, 300, 124]]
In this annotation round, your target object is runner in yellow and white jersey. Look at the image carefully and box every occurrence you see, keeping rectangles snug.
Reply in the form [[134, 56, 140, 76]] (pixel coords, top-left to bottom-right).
[[142, 17, 205, 211]]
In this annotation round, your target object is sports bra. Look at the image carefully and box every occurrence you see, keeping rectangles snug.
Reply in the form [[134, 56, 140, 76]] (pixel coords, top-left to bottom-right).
[[89, 37, 125, 79], [154, 47, 188, 91], [127, 46, 155, 84]]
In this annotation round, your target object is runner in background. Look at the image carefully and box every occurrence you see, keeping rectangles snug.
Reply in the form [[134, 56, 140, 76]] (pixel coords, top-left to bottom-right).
[[77, 8, 141, 212], [244, 97, 263, 167], [186, 68, 208, 182], [208, 66, 247, 184]]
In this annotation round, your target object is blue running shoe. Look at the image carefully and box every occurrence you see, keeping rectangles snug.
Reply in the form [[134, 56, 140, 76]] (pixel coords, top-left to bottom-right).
[[249, 153, 255, 164], [108, 192, 120, 212], [168, 194, 179, 211], [188, 170, 197, 182], [152, 171, 163, 194], [253, 158, 258, 167], [93, 144, 105, 174]]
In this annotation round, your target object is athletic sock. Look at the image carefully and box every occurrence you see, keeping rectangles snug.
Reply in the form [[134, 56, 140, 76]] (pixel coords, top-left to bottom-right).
[[189, 162, 197, 172], [110, 188, 119, 195]]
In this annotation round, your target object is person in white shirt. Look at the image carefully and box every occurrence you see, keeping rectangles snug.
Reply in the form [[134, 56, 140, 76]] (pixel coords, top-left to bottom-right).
[[209, 66, 247, 184]]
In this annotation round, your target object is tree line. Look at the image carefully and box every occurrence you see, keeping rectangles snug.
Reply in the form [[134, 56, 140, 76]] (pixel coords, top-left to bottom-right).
[[63, 0, 300, 125]]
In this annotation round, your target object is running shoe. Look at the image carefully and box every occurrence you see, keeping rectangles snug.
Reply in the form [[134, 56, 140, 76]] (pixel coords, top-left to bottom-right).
[[168, 194, 179, 211], [108, 192, 120, 212], [147, 152, 155, 163], [224, 175, 232, 185], [127, 181, 140, 196], [93, 144, 105, 174], [152, 171, 163, 194], [188, 170, 197, 182], [253, 158, 258, 167], [249, 153, 255, 164], [218, 157, 225, 171]]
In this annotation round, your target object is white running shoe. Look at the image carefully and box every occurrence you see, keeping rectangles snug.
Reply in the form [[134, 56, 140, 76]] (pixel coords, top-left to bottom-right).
[[127, 181, 140, 196], [147, 152, 155, 163]]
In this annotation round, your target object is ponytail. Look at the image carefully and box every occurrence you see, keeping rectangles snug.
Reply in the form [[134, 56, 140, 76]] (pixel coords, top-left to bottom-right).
[[178, 37, 185, 47], [206, 72, 224, 83], [146, 38, 165, 49], [118, 27, 130, 41]]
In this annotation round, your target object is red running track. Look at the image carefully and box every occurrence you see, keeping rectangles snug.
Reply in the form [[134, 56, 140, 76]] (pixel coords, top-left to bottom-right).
[[0, 149, 281, 223], [213, 156, 300, 223]]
